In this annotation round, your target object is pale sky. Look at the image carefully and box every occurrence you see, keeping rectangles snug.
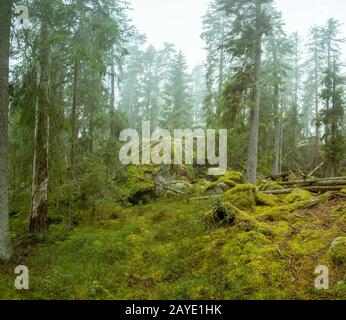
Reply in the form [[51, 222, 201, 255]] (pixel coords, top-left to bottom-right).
[[129, 0, 346, 67]]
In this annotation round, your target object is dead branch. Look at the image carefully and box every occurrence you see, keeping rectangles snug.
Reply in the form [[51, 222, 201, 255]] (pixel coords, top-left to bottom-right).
[[307, 162, 325, 178]]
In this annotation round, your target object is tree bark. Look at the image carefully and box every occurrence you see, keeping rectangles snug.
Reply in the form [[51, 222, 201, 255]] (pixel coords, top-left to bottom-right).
[[218, 17, 226, 95], [30, 18, 50, 234], [272, 46, 280, 176], [70, 56, 79, 177], [110, 62, 117, 179], [264, 185, 346, 195], [0, 0, 12, 260], [246, 1, 262, 184], [313, 31, 320, 167]]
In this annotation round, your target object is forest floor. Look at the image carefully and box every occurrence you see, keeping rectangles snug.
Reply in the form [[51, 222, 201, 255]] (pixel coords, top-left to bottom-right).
[[1, 193, 346, 300]]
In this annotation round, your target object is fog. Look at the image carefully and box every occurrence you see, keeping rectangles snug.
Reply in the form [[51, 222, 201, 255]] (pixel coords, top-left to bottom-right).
[[129, 0, 346, 67]]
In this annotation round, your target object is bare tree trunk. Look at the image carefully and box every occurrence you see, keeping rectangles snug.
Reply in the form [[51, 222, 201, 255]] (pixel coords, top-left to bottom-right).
[[0, 0, 12, 260], [30, 19, 50, 234], [246, 1, 262, 184]]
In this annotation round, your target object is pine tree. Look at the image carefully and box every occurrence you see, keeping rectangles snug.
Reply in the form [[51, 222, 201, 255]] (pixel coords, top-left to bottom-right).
[[219, 0, 274, 183], [161, 51, 193, 130], [320, 19, 345, 176]]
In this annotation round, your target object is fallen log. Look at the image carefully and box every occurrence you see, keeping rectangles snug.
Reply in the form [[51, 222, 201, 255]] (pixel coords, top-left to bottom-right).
[[278, 177, 346, 186], [190, 195, 221, 200], [264, 185, 346, 195]]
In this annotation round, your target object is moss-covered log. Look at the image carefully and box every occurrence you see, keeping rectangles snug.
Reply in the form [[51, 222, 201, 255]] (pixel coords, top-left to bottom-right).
[[278, 177, 346, 186], [264, 185, 346, 195]]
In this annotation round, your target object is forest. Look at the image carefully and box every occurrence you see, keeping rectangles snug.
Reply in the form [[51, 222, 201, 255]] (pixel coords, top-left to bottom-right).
[[0, 0, 346, 300]]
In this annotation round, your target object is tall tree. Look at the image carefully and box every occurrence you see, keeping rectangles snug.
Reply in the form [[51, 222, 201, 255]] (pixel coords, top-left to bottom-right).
[[30, 7, 51, 234], [262, 21, 291, 176], [202, 0, 232, 126], [320, 19, 345, 176], [161, 51, 193, 130], [0, 0, 13, 259], [220, 0, 274, 183], [308, 27, 324, 158]]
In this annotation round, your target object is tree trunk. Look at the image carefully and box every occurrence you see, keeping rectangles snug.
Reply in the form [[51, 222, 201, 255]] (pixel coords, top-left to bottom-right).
[[246, 1, 262, 184], [0, 0, 12, 260], [110, 62, 117, 179], [30, 19, 50, 234], [314, 31, 320, 166], [218, 17, 226, 95], [89, 103, 94, 154], [272, 47, 280, 176], [71, 56, 79, 177]]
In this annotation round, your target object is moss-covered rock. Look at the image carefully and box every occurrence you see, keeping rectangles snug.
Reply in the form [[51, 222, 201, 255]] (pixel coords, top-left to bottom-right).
[[205, 171, 245, 194], [256, 200, 313, 221], [223, 184, 256, 210], [255, 191, 279, 207], [205, 179, 236, 194], [285, 189, 313, 204], [123, 165, 160, 204], [258, 181, 285, 191], [164, 180, 193, 198], [192, 180, 210, 195], [330, 237, 346, 267], [223, 171, 245, 184]]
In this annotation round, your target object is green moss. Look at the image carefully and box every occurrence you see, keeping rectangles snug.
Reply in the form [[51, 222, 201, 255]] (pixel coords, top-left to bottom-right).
[[205, 171, 244, 193], [205, 178, 236, 192], [123, 165, 161, 204], [285, 189, 313, 204], [3, 187, 346, 300], [330, 237, 346, 267], [258, 181, 285, 191], [256, 200, 312, 221], [223, 184, 256, 210], [223, 171, 245, 184], [255, 191, 279, 207], [203, 200, 237, 228]]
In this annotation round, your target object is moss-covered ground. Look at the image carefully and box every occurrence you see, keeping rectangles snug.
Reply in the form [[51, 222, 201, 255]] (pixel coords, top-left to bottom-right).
[[1, 193, 345, 300]]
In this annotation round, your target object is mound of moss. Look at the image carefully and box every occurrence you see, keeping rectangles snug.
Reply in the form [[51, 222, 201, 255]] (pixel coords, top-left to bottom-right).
[[255, 191, 280, 207], [223, 184, 256, 210], [258, 181, 285, 191], [285, 189, 313, 203], [123, 165, 161, 204], [203, 200, 237, 228], [330, 237, 346, 267], [205, 171, 245, 194]]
